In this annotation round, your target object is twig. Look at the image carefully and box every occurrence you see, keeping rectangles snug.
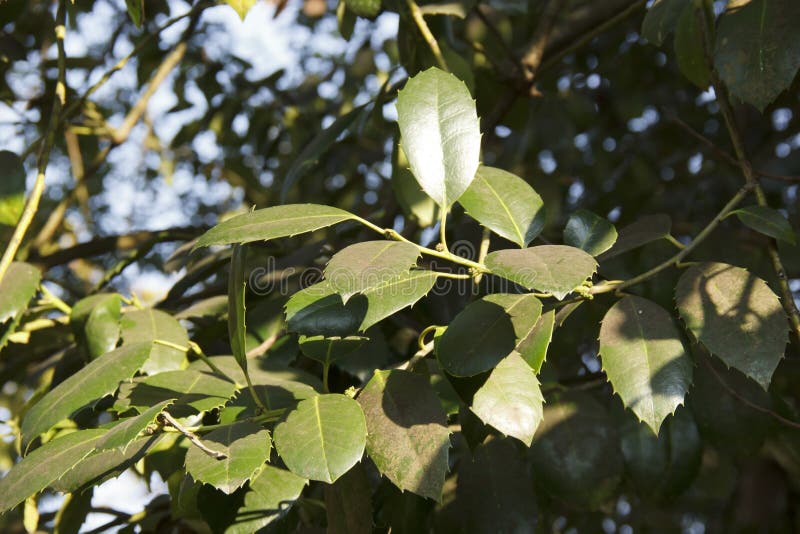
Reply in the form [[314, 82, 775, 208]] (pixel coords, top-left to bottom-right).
[[245, 330, 282, 359], [395, 340, 434, 372], [158, 411, 228, 460], [405, 0, 448, 71], [521, 0, 564, 85]]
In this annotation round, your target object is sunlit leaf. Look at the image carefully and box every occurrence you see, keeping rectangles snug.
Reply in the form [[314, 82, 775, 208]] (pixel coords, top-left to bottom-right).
[[0, 262, 40, 326], [324, 241, 420, 302], [563, 209, 618, 256], [225, 466, 307, 534], [516, 309, 554, 373], [324, 463, 373, 534], [225, 0, 257, 20], [115, 369, 238, 415], [121, 308, 188, 374], [71, 294, 122, 359], [96, 399, 174, 452], [358, 269, 438, 331]]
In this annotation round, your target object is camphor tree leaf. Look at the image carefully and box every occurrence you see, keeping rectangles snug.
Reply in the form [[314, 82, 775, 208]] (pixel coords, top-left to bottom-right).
[[0, 262, 40, 324], [358, 269, 438, 331], [96, 399, 174, 452], [299, 335, 367, 365], [121, 308, 188, 374], [224, 0, 256, 20], [458, 166, 545, 247], [563, 209, 618, 256], [597, 214, 672, 261], [714, 0, 800, 111], [185, 422, 271, 494], [196, 204, 358, 247], [642, 0, 689, 46], [599, 296, 693, 433], [71, 294, 122, 360], [516, 309, 555, 373], [675, 262, 788, 389], [285, 281, 367, 337], [226, 465, 308, 534], [115, 369, 239, 415], [324, 241, 420, 302], [228, 244, 248, 371], [274, 394, 367, 483], [358, 369, 450, 501], [0, 429, 106, 514], [485, 245, 597, 300], [0, 150, 26, 226], [21, 342, 154, 443], [396, 67, 481, 209], [471, 352, 544, 446], [730, 205, 796, 244], [674, 0, 712, 89]]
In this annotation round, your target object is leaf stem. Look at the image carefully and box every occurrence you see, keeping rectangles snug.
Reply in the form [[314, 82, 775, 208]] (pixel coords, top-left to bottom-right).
[[322, 363, 331, 394], [39, 285, 71, 315], [158, 412, 227, 460], [405, 0, 449, 71]]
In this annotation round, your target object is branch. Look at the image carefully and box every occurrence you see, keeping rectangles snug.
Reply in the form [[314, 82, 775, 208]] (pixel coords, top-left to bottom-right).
[[158, 411, 228, 460], [406, 0, 448, 71]]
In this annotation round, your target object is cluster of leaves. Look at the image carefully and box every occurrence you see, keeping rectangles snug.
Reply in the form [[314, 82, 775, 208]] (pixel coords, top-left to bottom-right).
[[1, 0, 800, 532]]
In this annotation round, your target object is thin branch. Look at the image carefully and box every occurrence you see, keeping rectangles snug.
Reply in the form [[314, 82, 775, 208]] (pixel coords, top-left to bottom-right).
[[405, 0, 449, 71], [395, 340, 434, 372], [521, 0, 564, 84], [158, 412, 228, 460]]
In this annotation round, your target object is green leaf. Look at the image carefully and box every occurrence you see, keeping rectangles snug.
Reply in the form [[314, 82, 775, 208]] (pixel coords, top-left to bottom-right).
[[0, 429, 106, 514], [115, 369, 238, 415], [299, 335, 367, 365], [458, 166, 545, 247], [563, 209, 618, 256], [714, 0, 800, 111], [346, 0, 381, 18], [470, 352, 544, 445], [418, 0, 475, 18], [516, 309, 554, 373], [225, 466, 307, 534], [125, 0, 143, 27], [396, 67, 481, 209], [121, 308, 188, 374], [196, 204, 358, 248], [0, 150, 25, 226], [175, 295, 228, 321], [274, 394, 367, 483], [228, 245, 248, 372], [529, 393, 623, 509], [71, 294, 122, 360], [392, 144, 438, 227], [674, 0, 711, 88], [455, 438, 538, 532], [0, 262, 40, 324], [185, 422, 271, 494], [599, 296, 693, 433], [225, 0, 256, 19], [358, 270, 438, 331], [324, 463, 373, 534], [324, 241, 420, 302], [281, 103, 371, 201], [285, 281, 367, 337], [337, 0, 356, 40], [731, 205, 796, 244], [597, 214, 671, 261], [95, 399, 174, 452], [485, 245, 597, 300], [642, 0, 689, 46], [54, 488, 94, 534], [675, 262, 788, 389], [358, 369, 450, 501], [21, 342, 154, 443]]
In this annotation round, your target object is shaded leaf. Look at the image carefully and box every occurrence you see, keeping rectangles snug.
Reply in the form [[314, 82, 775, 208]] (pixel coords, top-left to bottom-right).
[[324, 241, 420, 302], [324, 463, 373, 534], [392, 144, 438, 227], [642, 0, 689, 46], [485, 245, 597, 300], [0, 262, 40, 324], [597, 214, 672, 261], [71, 294, 122, 360], [225, 465, 307, 534], [121, 309, 188, 374], [285, 281, 367, 337], [731, 205, 796, 244], [359, 269, 438, 331], [396, 67, 480, 209], [563, 209, 618, 256], [675, 262, 787, 389], [299, 335, 367, 365], [96, 399, 174, 452], [674, 0, 711, 88], [458, 166, 545, 247], [471, 352, 544, 445], [600, 296, 693, 433], [358, 369, 450, 501], [0, 150, 25, 226], [54, 488, 94, 534], [115, 369, 239, 415], [22, 342, 154, 443], [196, 204, 357, 247], [125, 0, 143, 27], [185, 422, 271, 494], [228, 244, 248, 371], [274, 394, 366, 483]]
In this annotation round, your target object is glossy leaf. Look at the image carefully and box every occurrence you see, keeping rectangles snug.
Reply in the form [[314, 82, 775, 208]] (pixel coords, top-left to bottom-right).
[[358, 370, 450, 501], [228, 244, 248, 371], [674, 0, 711, 88], [225, 0, 256, 19], [359, 269, 438, 331], [325, 241, 420, 302], [285, 281, 367, 337], [458, 166, 545, 247], [274, 394, 367, 483], [599, 296, 693, 432], [642, 0, 688, 46], [597, 214, 671, 261], [196, 204, 357, 247], [0, 150, 25, 226], [121, 309, 188, 374], [675, 262, 788, 389], [96, 399, 174, 452], [22, 342, 153, 443], [563, 209, 618, 256], [485, 245, 597, 300], [396, 67, 480, 209], [0, 429, 106, 514], [71, 294, 122, 359], [226, 466, 307, 534], [299, 335, 367, 365], [731, 205, 796, 244], [517, 309, 554, 373], [715, 0, 800, 111], [0, 262, 40, 325], [324, 463, 373, 534], [471, 352, 544, 445], [185, 422, 271, 494], [392, 144, 437, 227], [115, 369, 238, 415]]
